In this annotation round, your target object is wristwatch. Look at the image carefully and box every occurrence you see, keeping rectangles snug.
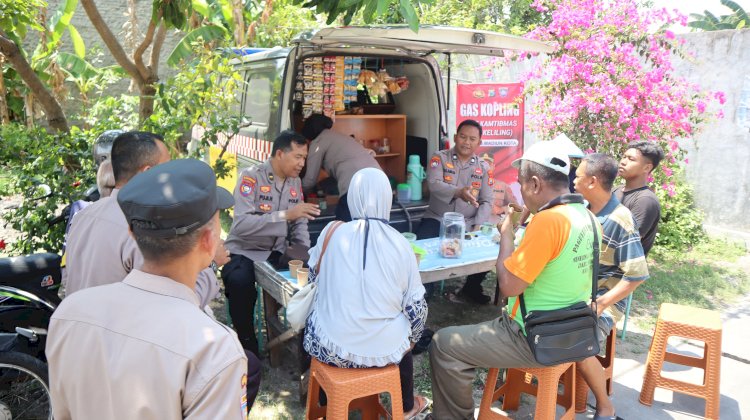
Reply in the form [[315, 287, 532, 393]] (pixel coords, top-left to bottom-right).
[[209, 260, 219, 274]]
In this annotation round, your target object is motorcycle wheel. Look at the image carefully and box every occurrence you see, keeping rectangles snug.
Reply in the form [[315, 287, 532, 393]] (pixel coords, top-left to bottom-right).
[[0, 351, 52, 420]]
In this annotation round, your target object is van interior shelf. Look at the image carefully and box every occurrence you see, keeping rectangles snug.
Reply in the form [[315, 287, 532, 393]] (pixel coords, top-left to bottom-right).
[[374, 153, 399, 158]]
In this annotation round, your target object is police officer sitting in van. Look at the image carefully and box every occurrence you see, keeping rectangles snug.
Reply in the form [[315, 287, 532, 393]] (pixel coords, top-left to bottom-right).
[[416, 119, 494, 304], [223, 131, 320, 356]]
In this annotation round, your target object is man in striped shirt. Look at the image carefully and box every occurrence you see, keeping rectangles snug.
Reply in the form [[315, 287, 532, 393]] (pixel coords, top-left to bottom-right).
[[574, 153, 650, 420]]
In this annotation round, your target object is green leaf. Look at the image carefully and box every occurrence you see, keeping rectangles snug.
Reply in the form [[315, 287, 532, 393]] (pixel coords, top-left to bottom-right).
[[193, 0, 210, 17], [399, 0, 419, 32], [376, 0, 390, 16], [48, 0, 79, 50], [68, 25, 85, 58], [218, 0, 234, 28], [57, 52, 98, 80], [167, 25, 228, 67], [363, 0, 378, 23]]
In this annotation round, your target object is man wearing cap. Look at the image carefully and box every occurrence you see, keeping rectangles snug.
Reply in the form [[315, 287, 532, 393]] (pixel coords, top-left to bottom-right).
[[574, 153, 649, 420], [223, 130, 320, 356], [417, 119, 494, 304], [548, 133, 586, 193], [48, 159, 249, 419], [428, 141, 602, 419], [62, 131, 224, 309]]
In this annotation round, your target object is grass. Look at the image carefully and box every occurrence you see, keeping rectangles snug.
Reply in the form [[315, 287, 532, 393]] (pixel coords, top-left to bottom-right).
[[630, 238, 750, 330]]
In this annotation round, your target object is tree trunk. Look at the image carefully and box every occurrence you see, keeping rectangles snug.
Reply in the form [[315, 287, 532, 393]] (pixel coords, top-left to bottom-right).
[[0, 54, 10, 124], [0, 34, 68, 132], [139, 83, 157, 122], [24, 93, 34, 128]]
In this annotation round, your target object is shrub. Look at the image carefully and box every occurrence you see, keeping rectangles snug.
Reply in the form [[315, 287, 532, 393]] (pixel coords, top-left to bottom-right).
[[652, 172, 705, 251], [0, 124, 96, 254]]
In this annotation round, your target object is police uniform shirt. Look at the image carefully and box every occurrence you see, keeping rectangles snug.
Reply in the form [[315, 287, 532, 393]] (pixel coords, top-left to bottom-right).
[[301, 128, 381, 195], [62, 189, 221, 306], [225, 160, 310, 261], [424, 148, 494, 229], [48, 270, 248, 420]]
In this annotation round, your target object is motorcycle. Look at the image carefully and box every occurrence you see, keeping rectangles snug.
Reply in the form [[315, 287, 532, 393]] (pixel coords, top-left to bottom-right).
[[0, 253, 60, 420], [0, 331, 52, 419]]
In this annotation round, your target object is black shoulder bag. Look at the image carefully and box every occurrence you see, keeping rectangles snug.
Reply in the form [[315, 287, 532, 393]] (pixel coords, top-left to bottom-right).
[[518, 210, 601, 366]]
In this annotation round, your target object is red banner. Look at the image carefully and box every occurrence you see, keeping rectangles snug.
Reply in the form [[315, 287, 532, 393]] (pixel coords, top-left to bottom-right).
[[456, 83, 524, 186]]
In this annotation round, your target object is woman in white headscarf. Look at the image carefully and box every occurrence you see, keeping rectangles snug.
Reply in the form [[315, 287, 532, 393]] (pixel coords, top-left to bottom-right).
[[303, 167, 429, 418]]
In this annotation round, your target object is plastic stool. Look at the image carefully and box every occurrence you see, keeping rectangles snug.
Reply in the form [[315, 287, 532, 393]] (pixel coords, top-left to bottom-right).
[[478, 363, 576, 420], [575, 326, 617, 413], [639, 303, 722, 419], [306, 358, 404, 419]]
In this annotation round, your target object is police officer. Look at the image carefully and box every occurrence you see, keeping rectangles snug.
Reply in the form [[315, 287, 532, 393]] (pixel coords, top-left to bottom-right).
[[300, 113, 381, 221], [223, 130, 320, 356], [417, 119, 494, 303], [62, 132, 225, 309], [48, 159, 248, 420]]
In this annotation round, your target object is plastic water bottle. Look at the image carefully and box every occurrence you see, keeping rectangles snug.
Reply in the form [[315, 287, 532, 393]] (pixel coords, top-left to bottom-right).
[[406, 155, 426, 201]]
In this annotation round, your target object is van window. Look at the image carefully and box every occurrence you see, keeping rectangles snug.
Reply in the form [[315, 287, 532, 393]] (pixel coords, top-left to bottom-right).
[[240, 58, 285, 143]]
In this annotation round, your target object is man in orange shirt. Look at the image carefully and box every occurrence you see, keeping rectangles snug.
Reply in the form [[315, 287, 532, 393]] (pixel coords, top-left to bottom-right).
[[429, 141, 604, 419]]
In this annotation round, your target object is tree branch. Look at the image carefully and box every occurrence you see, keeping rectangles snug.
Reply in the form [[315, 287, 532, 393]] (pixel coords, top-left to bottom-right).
[[80, 0, 144, 89], [150, 23, 167, 79], [0, 33, 68, 132], [134, 9, 162, 82]]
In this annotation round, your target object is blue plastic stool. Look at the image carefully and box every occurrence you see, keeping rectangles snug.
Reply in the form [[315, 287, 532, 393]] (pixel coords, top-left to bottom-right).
[[620, 293, 633, 339]]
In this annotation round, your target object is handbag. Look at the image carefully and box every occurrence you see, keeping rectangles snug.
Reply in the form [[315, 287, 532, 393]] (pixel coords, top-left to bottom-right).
[[286, 221, 344, 331], [518, 210, 601, 366]]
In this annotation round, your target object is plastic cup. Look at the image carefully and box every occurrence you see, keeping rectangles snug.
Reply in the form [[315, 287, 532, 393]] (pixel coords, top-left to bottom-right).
[[296, 267, 310, 287], [288, 260, 303, 278], [508, 203, 523, 227], [480, 222, 495, 236], [402, 232, 417, 242]]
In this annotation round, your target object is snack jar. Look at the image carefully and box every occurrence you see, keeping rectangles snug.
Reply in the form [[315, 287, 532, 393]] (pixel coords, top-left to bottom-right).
[[439, 212, 465, 258]]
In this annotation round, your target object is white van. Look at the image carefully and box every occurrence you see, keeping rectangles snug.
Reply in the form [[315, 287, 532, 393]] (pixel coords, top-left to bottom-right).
[[199, 26, 553, 242]]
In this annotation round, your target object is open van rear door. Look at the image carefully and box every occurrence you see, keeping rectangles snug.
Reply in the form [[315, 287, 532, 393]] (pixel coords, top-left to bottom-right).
[[297, 26, 555, 56]]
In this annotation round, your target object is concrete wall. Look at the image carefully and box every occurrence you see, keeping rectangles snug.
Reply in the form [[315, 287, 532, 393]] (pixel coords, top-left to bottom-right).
[[673, 29, 750, 233]]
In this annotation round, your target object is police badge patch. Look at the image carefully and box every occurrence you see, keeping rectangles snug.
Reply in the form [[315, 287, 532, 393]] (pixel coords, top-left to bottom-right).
[[240, 176, 256, 197]]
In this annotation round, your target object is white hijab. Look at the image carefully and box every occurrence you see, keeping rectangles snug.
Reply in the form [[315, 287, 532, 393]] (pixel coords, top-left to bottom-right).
[[307, 168, 425, 366]]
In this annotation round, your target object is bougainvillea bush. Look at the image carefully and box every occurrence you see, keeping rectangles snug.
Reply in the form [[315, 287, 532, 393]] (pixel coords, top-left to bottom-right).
[[522, 0, 725, 193]]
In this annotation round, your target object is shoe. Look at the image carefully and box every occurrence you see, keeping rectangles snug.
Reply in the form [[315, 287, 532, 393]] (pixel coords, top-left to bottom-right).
[[405, 395, 430, 419], [458, 287, 491, 305], [592, 413, 618, 420]]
